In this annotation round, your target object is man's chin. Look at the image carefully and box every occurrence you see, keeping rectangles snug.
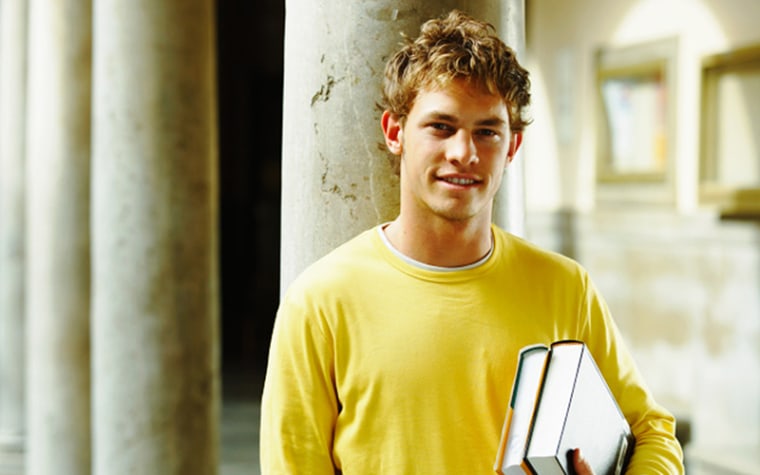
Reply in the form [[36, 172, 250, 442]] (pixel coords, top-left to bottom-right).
[[431, 206, 483, 223]]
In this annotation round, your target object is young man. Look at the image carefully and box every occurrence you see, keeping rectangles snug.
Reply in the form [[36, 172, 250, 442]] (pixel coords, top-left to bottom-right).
[[260, 9, 684, 474]]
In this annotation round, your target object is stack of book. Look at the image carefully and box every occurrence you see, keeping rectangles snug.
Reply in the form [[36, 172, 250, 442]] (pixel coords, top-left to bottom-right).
[[494, 340, 634, 475]]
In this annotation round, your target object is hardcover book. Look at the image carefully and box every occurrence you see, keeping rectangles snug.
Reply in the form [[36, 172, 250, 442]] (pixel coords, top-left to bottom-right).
[[494, 344, 550, 475], [495, 340, 634, 475], [524, 340, 634, 474]]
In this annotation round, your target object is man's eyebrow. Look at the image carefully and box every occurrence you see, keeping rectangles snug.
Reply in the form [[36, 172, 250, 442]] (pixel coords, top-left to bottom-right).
[[422, 111, 458, 122], [476, 117, 507, 127], [421, 111, 507, 127]]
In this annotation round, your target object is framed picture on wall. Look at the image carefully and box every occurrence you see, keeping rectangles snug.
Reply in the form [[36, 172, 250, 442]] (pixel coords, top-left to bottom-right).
[[699, 43, 760, 217], [594, 38, 678, 205]]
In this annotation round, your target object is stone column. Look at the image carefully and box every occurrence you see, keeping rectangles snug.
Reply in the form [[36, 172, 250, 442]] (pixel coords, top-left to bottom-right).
[[0, 0, 28, 454], [279, 0, 526, 291], [24, 0, 92, 472], [90, 1, 219, 473], [492, 0, 527, 237]]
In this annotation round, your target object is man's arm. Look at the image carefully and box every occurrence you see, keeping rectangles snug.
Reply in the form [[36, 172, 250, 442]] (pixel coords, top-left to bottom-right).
[[580, 275, 685, 474], [259, 294, 339, 474]]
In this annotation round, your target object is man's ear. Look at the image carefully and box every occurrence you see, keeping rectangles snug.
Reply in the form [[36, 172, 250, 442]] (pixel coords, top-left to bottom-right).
[[381, 110, 403, 155], [506, 132, 523, 164]]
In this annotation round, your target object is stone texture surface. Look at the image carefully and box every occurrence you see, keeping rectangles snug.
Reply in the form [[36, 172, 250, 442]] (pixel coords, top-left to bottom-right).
[[527, 209, 760, 472], [24, 0, 92, 472], [0, 0, 28, 451], [90, 1, 220, 473], [0, 374, 263, 475]]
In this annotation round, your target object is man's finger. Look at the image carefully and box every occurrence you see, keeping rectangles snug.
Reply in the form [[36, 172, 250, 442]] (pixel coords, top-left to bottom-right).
[[572, 448, 595, 475]]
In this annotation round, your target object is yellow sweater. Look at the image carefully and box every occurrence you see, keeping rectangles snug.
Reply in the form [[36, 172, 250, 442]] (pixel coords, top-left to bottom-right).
[[260, 225, 684, 474]]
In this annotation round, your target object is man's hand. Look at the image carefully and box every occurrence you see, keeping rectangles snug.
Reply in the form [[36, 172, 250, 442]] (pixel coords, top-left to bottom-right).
[[572, 448, 595, 475]]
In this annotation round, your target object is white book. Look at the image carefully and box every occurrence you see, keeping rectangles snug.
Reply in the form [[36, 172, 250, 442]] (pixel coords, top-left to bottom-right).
[[523, 340, 634, 475], [494, 344, 550, 475]]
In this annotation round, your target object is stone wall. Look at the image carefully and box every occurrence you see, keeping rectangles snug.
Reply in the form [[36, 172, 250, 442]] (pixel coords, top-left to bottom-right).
[[527, 209, 760, 469]]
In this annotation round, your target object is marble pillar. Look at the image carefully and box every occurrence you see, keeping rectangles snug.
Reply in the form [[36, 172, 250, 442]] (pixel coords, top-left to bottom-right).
[[91, 1, 219, 473], [493, 0, 527, 237], [0, 0, 28, 454], [24, 0, 92, 472]]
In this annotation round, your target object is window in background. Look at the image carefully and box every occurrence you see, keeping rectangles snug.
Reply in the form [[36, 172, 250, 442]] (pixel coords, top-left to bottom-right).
[[699, 44, 760, 217], [594, 38, 678, 206]]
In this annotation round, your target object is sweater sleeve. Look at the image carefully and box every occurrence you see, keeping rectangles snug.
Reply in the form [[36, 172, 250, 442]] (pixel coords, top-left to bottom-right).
[[579, 273, 685, 474], [259, 291, 339, 475]]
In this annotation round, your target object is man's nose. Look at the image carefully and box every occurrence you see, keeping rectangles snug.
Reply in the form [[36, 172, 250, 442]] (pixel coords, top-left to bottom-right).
[[446, 129, 478, 165]]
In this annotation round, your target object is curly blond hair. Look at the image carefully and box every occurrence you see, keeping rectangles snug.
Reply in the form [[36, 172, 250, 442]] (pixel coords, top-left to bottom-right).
[[380, 9, 531, 132]]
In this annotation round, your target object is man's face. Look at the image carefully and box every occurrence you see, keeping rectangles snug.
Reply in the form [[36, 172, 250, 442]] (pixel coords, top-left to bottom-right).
[[382, 78, 520, 227]]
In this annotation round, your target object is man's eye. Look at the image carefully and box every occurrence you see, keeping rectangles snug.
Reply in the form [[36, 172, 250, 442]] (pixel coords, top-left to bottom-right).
[[431, 123, 453, 132], [476, 129, 498, 137]]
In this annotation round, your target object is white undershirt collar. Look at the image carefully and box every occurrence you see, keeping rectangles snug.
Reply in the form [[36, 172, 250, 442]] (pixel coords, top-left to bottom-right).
[[376, 225, 493, 272]]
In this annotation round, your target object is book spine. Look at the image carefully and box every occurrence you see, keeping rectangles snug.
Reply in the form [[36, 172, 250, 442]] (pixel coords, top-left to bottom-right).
[[494, 407, 514, 474]]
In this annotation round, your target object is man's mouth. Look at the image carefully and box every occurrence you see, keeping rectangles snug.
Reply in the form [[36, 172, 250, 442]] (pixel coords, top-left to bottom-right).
[[440, 176, 477, 186]]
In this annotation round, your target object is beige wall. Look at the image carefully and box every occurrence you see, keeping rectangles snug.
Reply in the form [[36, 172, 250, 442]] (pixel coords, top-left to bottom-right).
[[523, 0, 760, 468], [524, 0, 760, 212]]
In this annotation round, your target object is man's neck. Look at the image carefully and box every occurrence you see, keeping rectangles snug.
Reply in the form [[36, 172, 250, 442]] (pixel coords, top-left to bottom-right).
[[383, 216, 493, 268]]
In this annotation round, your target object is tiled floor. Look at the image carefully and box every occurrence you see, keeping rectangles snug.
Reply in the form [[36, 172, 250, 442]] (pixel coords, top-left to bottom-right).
[[0, 371, 263, 475]]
